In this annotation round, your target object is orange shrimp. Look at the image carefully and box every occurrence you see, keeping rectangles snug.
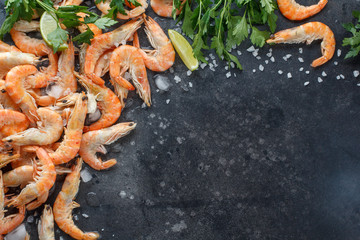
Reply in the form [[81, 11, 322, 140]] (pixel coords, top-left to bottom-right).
[[77, 12, 102, 36], [94, 50, 112, 77], [267, 22, 335, 67], [0, 109, 30, 138], [79, 122, 136, 170], [110, 45, 151, 106], [84, 18, 143, 85], [38, 204, 55, 240], [5, 65, 40, 123], [138, 15, 175, 72], [7, 147, 56, 210], [96, 0, 148, 20], [75, 73, 122, 132], [13, 20, 40, 32], [0, 151, 21, 169], [0, 40, 20, 52], [0, 80, 20, 111], [277, 0, 328, 21], [0, 170, 26, 235], [54, 158, 99, 240], [151, 0, 184, 17], [110, 79, 129, 108], [0, 51, 39, 79], [3, 108, 63, 146], [3, 165, 34, 188], [50, 93, 88, 165]]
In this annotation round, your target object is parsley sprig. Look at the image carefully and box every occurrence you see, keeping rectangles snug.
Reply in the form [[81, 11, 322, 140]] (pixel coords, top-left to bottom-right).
[[94, 0, 142, 19], [174, 0, 278, 69], [0, 0, 117, 51], [342, 10, 360, 59]]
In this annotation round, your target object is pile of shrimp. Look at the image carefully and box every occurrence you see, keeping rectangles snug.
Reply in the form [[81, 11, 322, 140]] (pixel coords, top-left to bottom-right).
[[267, 0, 335, 67], [0, 1, 176, 238]]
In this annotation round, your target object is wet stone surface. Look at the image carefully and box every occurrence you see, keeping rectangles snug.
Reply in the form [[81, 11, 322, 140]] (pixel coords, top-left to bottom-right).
[[2, 0, 360, 239]]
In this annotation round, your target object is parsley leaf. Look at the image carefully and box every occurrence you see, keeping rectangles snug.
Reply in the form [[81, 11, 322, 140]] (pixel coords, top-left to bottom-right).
[[73, 28, 94, 45], [343, 10, 360, 59], [47, 27, 68, 52], [93, 17, 118, 29]]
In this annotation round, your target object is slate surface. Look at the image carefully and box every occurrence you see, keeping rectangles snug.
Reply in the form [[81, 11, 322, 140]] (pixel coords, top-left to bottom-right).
[[2, 0, 360, 239]]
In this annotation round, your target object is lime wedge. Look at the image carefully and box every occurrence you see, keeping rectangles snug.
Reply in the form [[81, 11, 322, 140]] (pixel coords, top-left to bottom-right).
[[40, 11, 68, 51], [168, 29, 199, 71]]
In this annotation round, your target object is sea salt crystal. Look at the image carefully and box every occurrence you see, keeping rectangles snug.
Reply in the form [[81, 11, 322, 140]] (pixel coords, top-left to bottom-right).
[[209, 53, 215, 59], [187, 70, 192, 76], [334, 61, 338, 65], [318, 77, 323, 83], [299, 67, 304, 72], [266, 52, 272, 57], [225, 66, 229, 70], [306, 71, 310, 74], [322, 71, 327, 77], [336, 75, 341, 80], [213, 60, 218, 67], [252, 51, 258, 57], [298, 57, 304, 63], [189, 82, 193, 87], [237, 50, 242, 56], [337, 49, 342, 57], [169, 67, 174, 73], [205, 57, 209, 61], [270, 56, 275, 62], [174, 75, 181, 83], [80, 169, 92, 183], [357, 83, 360, 86], [200, 63, 207, 69], [166, 99, 170, 104], [252, 69, 256, 73], [259, 65, 264, 71], [230, 62, 235, 68], [287, 72, 292, 79], [278, 70, 283, 75], [82, 214, 89, 218], [265, 60, 269, 64], [340, 74, 345, 79], [256, 56, 261, 60], [119, 191, 126, 198], [226, 72, 231, 78], [354, 70, 359, 77], [299, 48, 303, 54], [155, 75, 171, 91], [304, 81, 310, 86], [247, 46, 255, 52], [269, 48, 273, 52]]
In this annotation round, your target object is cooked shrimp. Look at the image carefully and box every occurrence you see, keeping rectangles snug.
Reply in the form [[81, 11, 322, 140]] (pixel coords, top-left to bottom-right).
[[84, 18, 143, 85], [54, 158, 99, 240], [94, 50, 112, 77], [111, 80, 129, 108], [0, 170, 26, 235], [138, 16, 175, 72], [277, 0, 328, 21], [151, 0, 184, 17], [50, 93, 88, 165], [77, 12, 102, 36], [3, 108, 63, 146], [3, 165, 33, 188], [0, 109, 30, 138], [75, 73, 122, 132], [267, 22, 335, 67], [0, 152, 21, 169], [7, 147, 56, 210], [60, 0, 83, 5], [96, 0, 148, 20], [0, 40, 20, 52], [110, 45, 151, 106], [0, 80, 20, 111], [38, 204, 55, 240], [0, 51, 39, 79], [5, 65, 40, 123], [79, 122, 136, 170], [13, 20, 40, 32]]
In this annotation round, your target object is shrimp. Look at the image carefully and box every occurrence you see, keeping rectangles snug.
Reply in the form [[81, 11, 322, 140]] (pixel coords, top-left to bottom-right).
[[94, 50, 112, 77], [266, 22, 335, 67], [79, 122, 136, 170], [0, 109, 30, 138], [0, 80, 20, 111], [47, 41, 77, 99], [111, 80, 129, 108], [75, 73, 122, 132], [277, 0, 328, 21], [0, 171, 26, 235], [110, 45, 151, 106], [3, 108, 63, 146], [0, 52, 39, 79], [54, 158, 99, 240], [0, 40, 20, 52], [151, 0, 184, 17], [13, 20, 40, 32], [0, 152, 21, 169], [84, 18, 143, 85], [5, 65, 40, 123], [7, 147, 56, 210], [77, 12, 102, 36], [60, 0, 83, 5], [38, 204, 55, 240], [138, 15, 175, 72], [3, 165, 34, 188], [50, 93, 88, 165], [96, 0, 148, 20]]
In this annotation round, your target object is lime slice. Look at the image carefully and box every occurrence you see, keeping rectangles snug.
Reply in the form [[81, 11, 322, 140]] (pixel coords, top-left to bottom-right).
[[168, 29, 199, 71], [40, 11, 68, 51]]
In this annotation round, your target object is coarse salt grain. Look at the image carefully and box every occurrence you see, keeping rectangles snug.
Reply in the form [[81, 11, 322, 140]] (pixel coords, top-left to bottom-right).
[[340, 74, 345, 79], [166, 99, 170, 104], [225, 66, 229, 70], [189, 82, 193, 87], [187, 70, 192, 76], [318, 77, 323, 83], [353, 70, 359, 77], [299, 48, 303, 54], [336, 75, 340, 80], [247, 46, 255, 52], [299, 67, 304, 72], [305, 71, 310, 74], [357, 83, 360, 86], [209, 53, 215, 59], [334, 61, 338, 65], [256, 56, 261, 60], [259, 65, 264, 71], [304, 81, 310, 86], [270, 56, 275, 62], [265, 60, 269, 64], [278, 70, 283, 75], [322, 71, 327, 77], [287, 72, 292, 79], [200, 63, 207, 69], [174, 75, 181, 83], [266, 52, 272, 57], [252, 69, 256, 73], [298, 57, 304, 63], [337, 49, 341, 57], [237, 50, 242, 56], [252, 51, 258, 57], [226, 72, 231, 78], [230, 62, 235, 68]]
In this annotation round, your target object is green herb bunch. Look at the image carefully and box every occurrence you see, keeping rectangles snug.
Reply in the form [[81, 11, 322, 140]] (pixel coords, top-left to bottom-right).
[[173, 0, 278, 69], [343, 10, 360, 59]]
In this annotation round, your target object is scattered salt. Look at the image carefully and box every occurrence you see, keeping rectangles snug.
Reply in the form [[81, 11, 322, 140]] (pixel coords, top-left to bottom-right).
[[334, 61, 338, 65], [174, 75, 182, 83], [299, 48, 303, 54], [299, 67, 304, 72], [354, 70, 359, 77], [169, 67, 174, 73], [287, 72, 292, 79], [259, 65, 264, 71], [265, 60, 269, 64], [256, 56, 261, 60], [82, 214, 89, 218], [205, 57, 209, 61], [189, 82, 193, 88], [46, 84, 63, 99], [166, 99, 170, 104], [252, 51, 258, 57], [225, 66, 229, 70], [305, 71, 310, 74], [237, 50, 242, 56], [230, 62, 235, 68], [337, 49, 342, 57], [266, 52, 272, 57], [252, 69, 256, 73], [278, 70, 283, 75], [270, 56, 275, 62], [336, 75, 341, 80], [226, 72, 231, 78], [340, 74, 345, 79], [322, 71, 327, 77], [298, 57, 304, 63], [247, 46, 255, 52], [357, 83, 360, 86], [119, 191, 126, 198], [318, 77, 323, 83], [155, 75, 171, 91], [209, 53, 215, 59], [186, 70, 192, 76], [304, 81, 310, 86], [200, 63, 207, 69], [80, 168, 93, 183]]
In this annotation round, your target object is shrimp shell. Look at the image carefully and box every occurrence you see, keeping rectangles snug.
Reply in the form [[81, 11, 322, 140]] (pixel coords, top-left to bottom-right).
[[0, 80, 20, 111], [54, 158, 100, 240], [0, 109, 30, 138], [277, 0, 328, 21], [79, 122, 136, 170], [3, 165, 34, 188], [38, 204, 55, 240], [0, 51, 39, 79], [267, 22, 335, 67]]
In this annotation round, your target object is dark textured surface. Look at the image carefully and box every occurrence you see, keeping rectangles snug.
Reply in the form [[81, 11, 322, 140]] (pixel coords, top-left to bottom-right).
[[2, 0, 360, 239]]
